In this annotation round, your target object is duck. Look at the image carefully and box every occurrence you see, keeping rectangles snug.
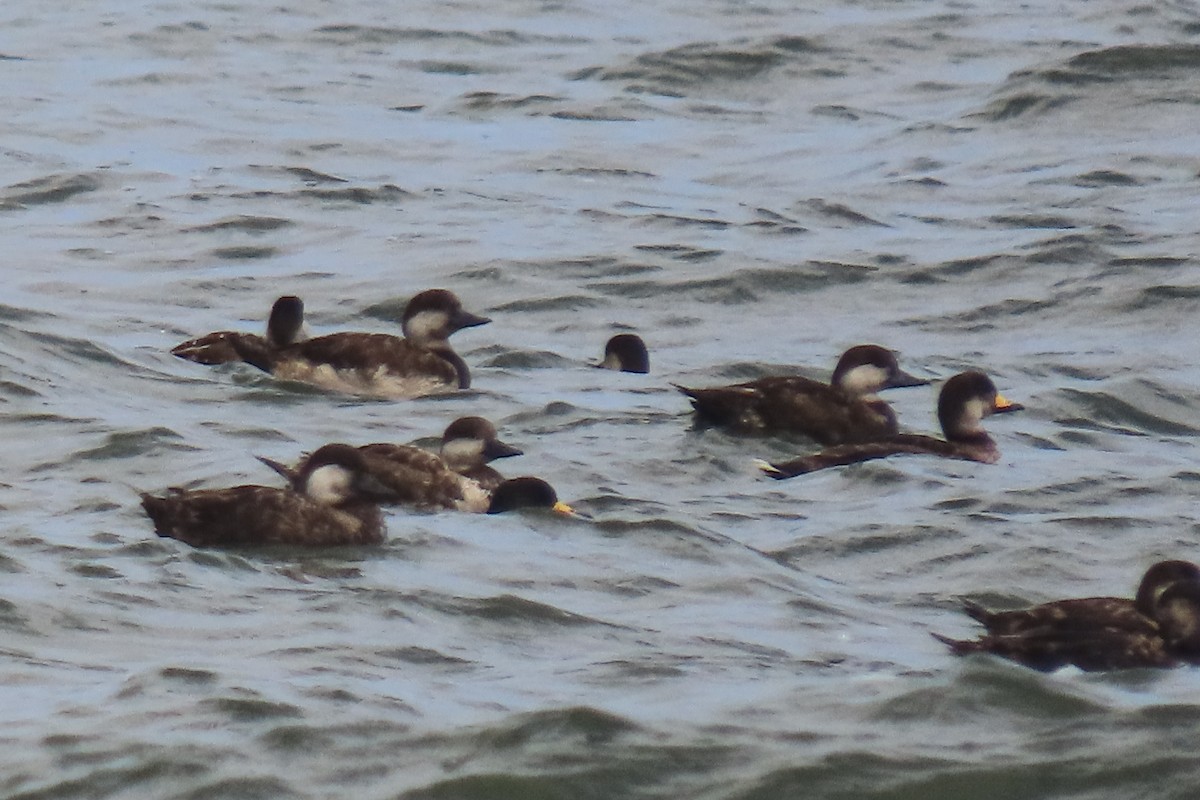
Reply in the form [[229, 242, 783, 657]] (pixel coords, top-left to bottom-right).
[[961, 560, 1200, 637], [675, 344, 926, 444], [258, 416, 523, 510], [436, 416, 524, 492], [140, 443, 395, 548], [759, 370, 1021, 478], [179, 289, 490, 398], [597, 333, 649, 374], [932, 562, 1200, 671], [171, 295, 305, 366], [486, 476, 576, 515]]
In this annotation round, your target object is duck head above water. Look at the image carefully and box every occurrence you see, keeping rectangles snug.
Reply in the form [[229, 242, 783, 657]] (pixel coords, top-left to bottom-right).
[[440, 416, 523, 472], [266, 295, 306, 347], [598, 333, 649, 374], [936, 370, 1023, 443], [401, 289, 491, 349], [486, 477, 575, 515], [830, 344, 927, 396]]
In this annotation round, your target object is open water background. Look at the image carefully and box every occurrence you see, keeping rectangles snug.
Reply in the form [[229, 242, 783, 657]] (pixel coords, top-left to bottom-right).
[[4, 1, 1200, 797]]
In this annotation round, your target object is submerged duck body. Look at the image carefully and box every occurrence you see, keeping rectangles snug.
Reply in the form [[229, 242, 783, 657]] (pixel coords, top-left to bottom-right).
[[171, 295, 306, 367], [597, 333, 649, 374], [141, 444, 392, 548], [761, 370, 1022, 478], [676, 344, 926, 444], [933, 561, 1200, 671], [259, 416, 523, 512], [175, 290, 489, 398]]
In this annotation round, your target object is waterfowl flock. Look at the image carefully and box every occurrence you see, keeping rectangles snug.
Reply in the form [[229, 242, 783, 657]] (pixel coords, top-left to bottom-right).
[[152, 288, 1200, 673]]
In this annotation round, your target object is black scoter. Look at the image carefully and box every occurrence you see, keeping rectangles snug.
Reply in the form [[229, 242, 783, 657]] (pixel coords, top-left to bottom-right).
[[933, 560, 1200, 671], [760, 370, 1021, 478], [597, 333, 649, 374], [676, 344, 926, 444]]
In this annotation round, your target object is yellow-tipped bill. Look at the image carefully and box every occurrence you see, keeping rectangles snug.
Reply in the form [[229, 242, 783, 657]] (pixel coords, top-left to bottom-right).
[[993, 392, 1024, 413]]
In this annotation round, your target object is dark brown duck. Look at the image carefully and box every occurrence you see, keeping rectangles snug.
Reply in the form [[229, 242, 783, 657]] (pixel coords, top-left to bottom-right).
[[258, 416, 523, 511], [963, 560, 1200, 637], [171, 295, 305, 366], [676, 344, 926, 444], [760, 370, 1021, 478], [141, 443, 395, 548], [176, 289, 489, 398], [933, 560, 1200, 671]]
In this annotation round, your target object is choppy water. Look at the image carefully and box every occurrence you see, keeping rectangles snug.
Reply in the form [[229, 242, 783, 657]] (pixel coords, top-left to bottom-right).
[[5, 0, 1200, 797]]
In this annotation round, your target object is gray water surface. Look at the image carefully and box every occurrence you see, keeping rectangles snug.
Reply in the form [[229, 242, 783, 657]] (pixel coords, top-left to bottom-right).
[[5, 1, 1200, 798]]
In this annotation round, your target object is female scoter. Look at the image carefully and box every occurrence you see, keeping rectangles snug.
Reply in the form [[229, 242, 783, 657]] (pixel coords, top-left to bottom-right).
[[171, 295, 305, 366], [436, 416, 524, 492], [140, 443, 395, 548], [933, 561, 1200, 671], [759, 370, 1021, 478], [258, 416, 523, 511], [676, 344, 926, 444], [962, 560, 1200, 637], [597, 333, 649, 374], [178, 289, 489, 398]]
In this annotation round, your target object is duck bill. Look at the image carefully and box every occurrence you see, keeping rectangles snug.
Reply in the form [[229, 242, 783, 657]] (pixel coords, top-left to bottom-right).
[[553, 500, 589, 519], [993, 393, 1024, 413], [484, 440, 524, 460], [451, 310, 491, 331], [885, 369, 930, 389]]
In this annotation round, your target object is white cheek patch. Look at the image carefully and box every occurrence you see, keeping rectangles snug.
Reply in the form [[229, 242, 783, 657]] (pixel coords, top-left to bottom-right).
[[305, 464, 352, 505], [840, 364, 888, 395], [403, 310, 449, 344], [959, 397, 988, 430], [441, 438, 485, 468]]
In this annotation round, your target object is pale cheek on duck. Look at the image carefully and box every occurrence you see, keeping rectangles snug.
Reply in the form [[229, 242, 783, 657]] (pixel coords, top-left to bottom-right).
[[403, 310, 449, 343], [442, 438, 485, 467], [839, 364, 888, 395], [304, 464, 353, 505], [951, 397, 986, 432]]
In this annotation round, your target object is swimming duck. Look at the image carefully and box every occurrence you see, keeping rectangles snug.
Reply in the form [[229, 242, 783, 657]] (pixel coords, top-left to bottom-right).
[[962, 560, 1200, 637], [179, 289, 489, 397], [140, 443, 395, 548], [759, 370, 1021, 478], [171, 295, 305, 366], [676, 344, 926, 444], [437, 416, 523, 492], [597, 333, 649, 374], [933, 561, 1200, 671], [258, 416, 523, 512], [486, 476, 576, 515]]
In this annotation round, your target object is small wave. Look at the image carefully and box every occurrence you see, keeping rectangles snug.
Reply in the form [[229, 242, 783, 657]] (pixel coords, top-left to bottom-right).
[[425, 594, 611, 627], [185, 216, 294, 234], [572, 36, 820, 98], [230, 184, 415, 205], [978, 44, 1200, 122], [1057, 383, 1200, 437], [0, 173, 102, 209], [453, 92, 564, 113]]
